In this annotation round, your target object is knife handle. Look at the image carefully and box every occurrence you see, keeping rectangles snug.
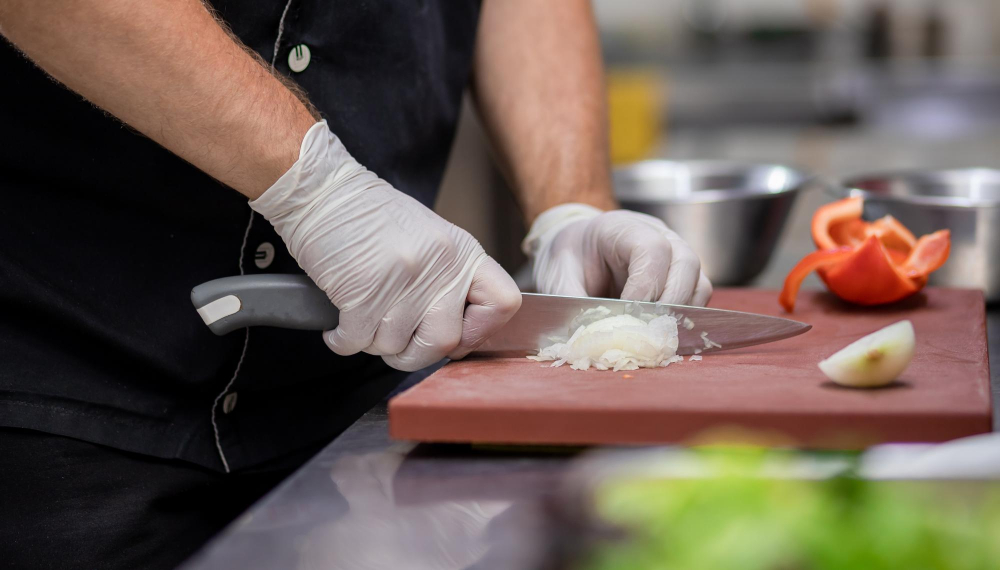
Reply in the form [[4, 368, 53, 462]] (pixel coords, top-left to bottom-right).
[[190, 274, 338, 336]]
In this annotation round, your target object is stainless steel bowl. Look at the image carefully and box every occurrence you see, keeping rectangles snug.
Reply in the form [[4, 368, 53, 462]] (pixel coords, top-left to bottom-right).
[[836, 168, 1000, 302], [614, 160, 809, 286]]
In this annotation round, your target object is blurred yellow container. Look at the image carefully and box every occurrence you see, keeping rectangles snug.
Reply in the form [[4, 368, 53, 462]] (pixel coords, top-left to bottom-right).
[[607, 69, 664, 165]]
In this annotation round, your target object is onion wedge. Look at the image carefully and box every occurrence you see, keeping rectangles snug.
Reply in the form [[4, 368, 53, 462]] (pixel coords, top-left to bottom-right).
[[818, 320, 915, 388]]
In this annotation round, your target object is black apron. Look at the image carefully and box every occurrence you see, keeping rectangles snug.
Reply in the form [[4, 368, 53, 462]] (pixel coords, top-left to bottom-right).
[[0, 0, 480, 471]]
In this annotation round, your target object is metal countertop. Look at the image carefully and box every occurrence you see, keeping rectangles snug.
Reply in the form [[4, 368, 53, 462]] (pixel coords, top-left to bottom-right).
[[182, 307, 999, 570], [181, 403, 572, 569]]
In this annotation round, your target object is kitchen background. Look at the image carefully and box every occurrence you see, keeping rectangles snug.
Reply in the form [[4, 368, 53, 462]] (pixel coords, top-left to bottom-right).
[[434, 0, 1000, 292]]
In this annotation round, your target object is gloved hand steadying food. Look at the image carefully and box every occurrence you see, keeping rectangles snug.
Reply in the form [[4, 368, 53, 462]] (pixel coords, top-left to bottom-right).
[[250, 121, 522, 371], [523, 204, 713, 306]]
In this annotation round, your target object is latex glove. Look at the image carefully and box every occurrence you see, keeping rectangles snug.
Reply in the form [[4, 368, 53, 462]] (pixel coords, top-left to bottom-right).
[[250, 121, 521, 371], [523, 203, 712, 306]]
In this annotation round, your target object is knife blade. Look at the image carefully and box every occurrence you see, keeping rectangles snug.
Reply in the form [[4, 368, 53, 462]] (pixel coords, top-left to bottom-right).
[[476, 292, 810, 356], [190, 275, 810, 355]]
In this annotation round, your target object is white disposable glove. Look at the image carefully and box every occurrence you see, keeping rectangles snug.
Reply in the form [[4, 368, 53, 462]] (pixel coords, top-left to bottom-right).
[[250, 121, 521, 371], [523, 203, 713, 306]]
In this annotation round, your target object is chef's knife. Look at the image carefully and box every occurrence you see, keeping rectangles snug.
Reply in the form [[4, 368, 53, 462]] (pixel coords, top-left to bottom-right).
[[191, 274, 810, 355]]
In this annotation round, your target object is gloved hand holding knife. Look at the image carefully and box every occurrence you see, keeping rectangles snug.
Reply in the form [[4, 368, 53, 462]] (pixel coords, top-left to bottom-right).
[[250, 121, 522, 371]]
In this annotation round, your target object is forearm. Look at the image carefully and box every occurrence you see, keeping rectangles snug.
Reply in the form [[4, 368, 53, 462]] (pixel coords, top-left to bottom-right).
[[471, 0, 617, 224], [0, 0, 317, 198]]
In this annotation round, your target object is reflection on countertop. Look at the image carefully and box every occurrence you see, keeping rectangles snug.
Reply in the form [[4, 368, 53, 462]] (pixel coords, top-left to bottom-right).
[[181, 406, 577, 570]]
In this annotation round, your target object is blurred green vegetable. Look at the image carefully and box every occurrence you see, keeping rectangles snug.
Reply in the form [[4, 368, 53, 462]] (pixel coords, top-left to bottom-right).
[[584, 449, 1000, 570]]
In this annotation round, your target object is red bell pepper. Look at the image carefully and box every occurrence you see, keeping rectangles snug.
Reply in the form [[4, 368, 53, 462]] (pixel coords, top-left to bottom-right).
[[779, 197, 950, 312]]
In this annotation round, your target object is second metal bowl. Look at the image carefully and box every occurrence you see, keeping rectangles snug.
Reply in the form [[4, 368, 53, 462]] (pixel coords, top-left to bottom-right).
[[613, 160, 809, 286], [837, 168, 1000, 302]]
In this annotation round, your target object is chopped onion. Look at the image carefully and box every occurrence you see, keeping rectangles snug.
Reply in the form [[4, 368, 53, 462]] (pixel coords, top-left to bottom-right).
[[700, 331, 722, 349], [528, 311, 681, 371], [689, 354, 703, 361]]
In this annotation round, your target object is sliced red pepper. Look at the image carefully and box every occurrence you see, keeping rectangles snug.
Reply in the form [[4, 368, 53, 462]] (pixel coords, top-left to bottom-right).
[[868, 215, 917, 252], [779, 246, 855, 312], [818, 235, 921, 306], [781, 198, 951, 312], [900, 230, 951, 278], [812, 197, 863, 250], [828, 218, 868, 248], [815, 198, 916, 253]]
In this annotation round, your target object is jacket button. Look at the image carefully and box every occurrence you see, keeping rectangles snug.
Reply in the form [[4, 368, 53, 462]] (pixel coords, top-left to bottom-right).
[[288, 44, 311, 73], [255, 242, 275, 269], [223, 392, 238, 414]]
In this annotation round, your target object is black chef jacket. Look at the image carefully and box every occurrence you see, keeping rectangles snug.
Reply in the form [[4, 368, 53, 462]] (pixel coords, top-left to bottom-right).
[[0, 0, 480, 471]]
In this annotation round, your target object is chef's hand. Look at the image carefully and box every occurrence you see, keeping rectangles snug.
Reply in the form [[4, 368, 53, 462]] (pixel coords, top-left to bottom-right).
[[523, 204, 712, 306], [251, 121, 521, 371]]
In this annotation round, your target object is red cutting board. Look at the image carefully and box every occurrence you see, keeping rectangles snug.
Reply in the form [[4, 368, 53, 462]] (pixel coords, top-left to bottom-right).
[[388, 288, 993, 449]]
